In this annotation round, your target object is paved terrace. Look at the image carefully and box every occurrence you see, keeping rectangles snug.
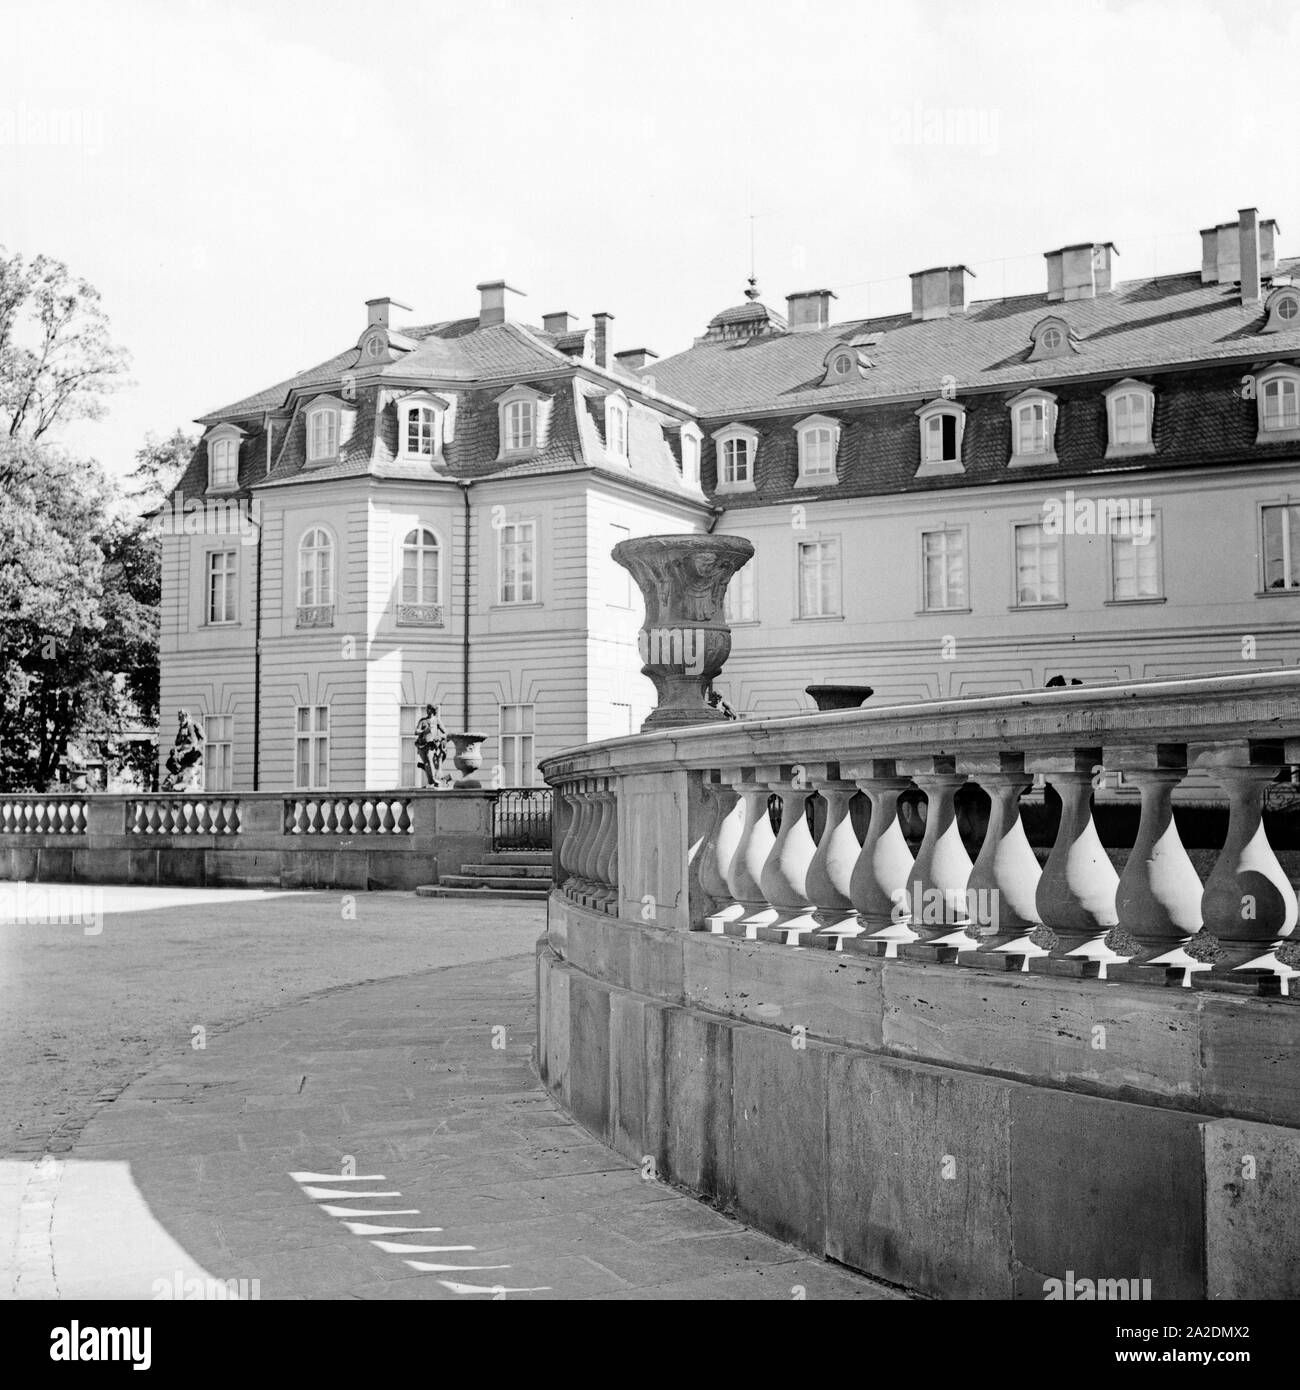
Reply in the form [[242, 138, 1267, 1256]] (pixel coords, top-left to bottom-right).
[[0, 887, 900, 1301]]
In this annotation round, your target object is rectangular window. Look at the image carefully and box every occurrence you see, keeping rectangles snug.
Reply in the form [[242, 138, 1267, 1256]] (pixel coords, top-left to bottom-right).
[[1016, 403, 1049, 455], [207, 550, 237, 624], [801, 428, 834, 475], [1263, 379, 1300, 432], [294, 705, 329, 790], [407, 407, 436, 455], [203, 714, 233, 791], [922, 529, 967, 610], [722, 438, 749, 484], [1262, 503, 1300, 590], [308, 410, 338, 461], [1110, 516, 1162, 600], [498, 521, 536, 604], [500, 703, 535, 787], [505, 400, 535, 451], [1014, 523, 1063, 605], [1112, 392, 1149, 446], [210, 438, 237, 488], [681, 433, 699, 481], [609, 523, 631, 607], [797, 538, 840, 618], [725, 560, 755, 622], [925, 413, 958, 463]]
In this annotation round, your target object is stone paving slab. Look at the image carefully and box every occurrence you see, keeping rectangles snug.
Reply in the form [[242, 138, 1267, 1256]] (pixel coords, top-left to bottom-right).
[[40, 952, 905, 1301]]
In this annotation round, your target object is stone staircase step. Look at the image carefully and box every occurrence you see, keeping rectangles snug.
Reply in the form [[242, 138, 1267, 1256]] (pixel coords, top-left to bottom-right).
[[439, 874, 551, 893], [415, 884, 550, 902], [459, 863, 551, 878], [477, 851, 552, 866]]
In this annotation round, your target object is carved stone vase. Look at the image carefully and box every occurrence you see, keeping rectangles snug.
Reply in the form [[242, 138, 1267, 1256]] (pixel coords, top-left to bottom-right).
[[611, 534, 755, 731], [806, 684, 874, 711], [448, 732, 487, 788]]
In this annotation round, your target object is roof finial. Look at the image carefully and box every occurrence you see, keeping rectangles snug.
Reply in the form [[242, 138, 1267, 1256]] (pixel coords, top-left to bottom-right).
[[743, 275, 760, 303]]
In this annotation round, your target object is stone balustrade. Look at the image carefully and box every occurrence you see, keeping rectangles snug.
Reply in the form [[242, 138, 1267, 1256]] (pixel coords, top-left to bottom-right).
[[543, 669, 1300, 992], [129, 797, 242, 835], [0, 797, 89, 835], [553, 776, 619, 914], [0, 789, 502, 891], [283, 796, 413, 836]]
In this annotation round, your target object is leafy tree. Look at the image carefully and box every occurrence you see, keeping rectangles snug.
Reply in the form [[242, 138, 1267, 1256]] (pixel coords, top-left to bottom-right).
[[0, 247, 130, 440], [127, 427, 196, 508]]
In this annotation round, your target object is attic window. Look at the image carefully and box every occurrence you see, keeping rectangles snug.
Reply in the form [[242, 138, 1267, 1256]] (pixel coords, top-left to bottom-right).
[[679, 424, 702, 485], [204, 423, 244, 490], [304, 399, 345, 463], [1256, 364, 1300, 443], [1104, 379, 1155, 458], [1028, 316, 1075, 362], [494, 384, 550, 459], [604, 393, 629, 461], [1263, 287, 1300, 333], [795, 414, 841, 487], [821, 343, 869, 386], [915, 400, 965, 477], [1007, 389, 1059, 467], [832, 353, 853, 377], [395, 392, 449, 461], [711, 423, 759, 492]]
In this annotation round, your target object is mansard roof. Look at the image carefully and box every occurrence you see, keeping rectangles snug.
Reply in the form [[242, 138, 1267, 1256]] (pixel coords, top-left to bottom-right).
[[643, 260, 1300, 417]]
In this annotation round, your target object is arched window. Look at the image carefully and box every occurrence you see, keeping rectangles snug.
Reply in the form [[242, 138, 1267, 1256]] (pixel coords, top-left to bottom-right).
[[298, 527, 334, 620], [307, 406, 339, 462], [711, 423, 759, 491], [914, 400, 966, 476], [1104, 379, 1156, 457], [1008, 389, 1058, 465], [401, 527, 440, 606], [795, 414, 841, 486], [605, 395, 629, 459]]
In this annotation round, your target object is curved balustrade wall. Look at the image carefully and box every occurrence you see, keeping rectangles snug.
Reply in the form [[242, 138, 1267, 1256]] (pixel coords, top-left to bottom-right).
[[538, 670, 1300, 1300]]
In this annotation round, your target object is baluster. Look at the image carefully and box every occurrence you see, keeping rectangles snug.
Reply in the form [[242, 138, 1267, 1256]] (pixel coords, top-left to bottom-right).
[[724, 772, 779, 937], [55, 801, 69, 834], [589, 784, 614, 909], [1170, 743, 1299, 985], [566, 787, 592, 897], [1029, 750, 1119, 966], [580, 785, 609, 908], [805, 769, 863, 946], [149, 800, 164, 834], [360, 798, 375, 833], [897, 758, 977, 954], [846, 764, 916, 955], [597, 784, 619, 915], [760, 770, 819, 943], [555, 785, 580, 890], [1108, 747, 1203, 972], [196, 800, 210, 834], [699, 775, 743, 931], [285, 799, 301, 834], [959, 757, 1044, 965], [307, 799, 323, 834], [396, 799, 412, 834]]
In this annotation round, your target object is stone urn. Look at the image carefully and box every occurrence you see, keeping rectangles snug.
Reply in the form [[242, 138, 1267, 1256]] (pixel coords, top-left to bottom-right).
[[612, 534, 755, 731], [448, 732, 487, 788], [806, 684, 874, 711]]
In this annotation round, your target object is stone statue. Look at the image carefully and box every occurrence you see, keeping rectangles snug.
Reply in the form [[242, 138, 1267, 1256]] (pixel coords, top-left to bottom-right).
[[161, 708, 205, 791], [706, 685, 737, 720], [414, 703, 448, 786]]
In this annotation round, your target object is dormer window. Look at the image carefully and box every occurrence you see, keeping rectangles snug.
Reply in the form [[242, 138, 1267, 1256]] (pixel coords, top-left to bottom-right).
[[1008, 389, 1059, 466], [604, 393, 629, 460], [395, 391, 450, 462], [795, 414, 841, 486], [820, 342, 871, 386], [1028, 316, 1077, 362], [304, 396, 349, 464], [1263, 286, 1300, 334], [1256, 364, 1300, 444], [204, 423, 244, 490], [1104, 379, 1156, 458], [495, 385, 550, 458], [915, 400, 965, 477], [679, 423, 702, 485], [711, 423, 759, 492]]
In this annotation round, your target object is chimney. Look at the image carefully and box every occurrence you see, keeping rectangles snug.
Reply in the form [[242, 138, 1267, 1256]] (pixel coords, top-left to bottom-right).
[[542, 310, 575, 335], [366, 297, 412, 329], [614, 348, 658, 371], [1240, 207, 1262, 305], [909, 266, 973, 321], [1201, 212, 1279, 287], [477, 280, 525, 327], [785, 289, 837, 332], [593, 311, 614, 367], [1044, 243, 1116, 301]]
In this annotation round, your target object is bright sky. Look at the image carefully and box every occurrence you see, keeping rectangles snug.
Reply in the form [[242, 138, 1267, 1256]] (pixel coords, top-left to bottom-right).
[[3, 0, 1296, 479]]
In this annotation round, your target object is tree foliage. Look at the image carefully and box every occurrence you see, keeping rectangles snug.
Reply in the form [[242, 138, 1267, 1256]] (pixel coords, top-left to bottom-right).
[[0, 247, 130, 439]]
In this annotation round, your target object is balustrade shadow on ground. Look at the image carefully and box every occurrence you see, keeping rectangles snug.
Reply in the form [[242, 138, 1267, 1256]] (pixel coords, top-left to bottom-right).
[[537, 669, 1300, 1300]]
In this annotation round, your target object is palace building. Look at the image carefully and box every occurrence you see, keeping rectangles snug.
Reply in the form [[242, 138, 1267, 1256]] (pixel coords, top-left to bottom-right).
[[160, 208, 1300, 789]]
